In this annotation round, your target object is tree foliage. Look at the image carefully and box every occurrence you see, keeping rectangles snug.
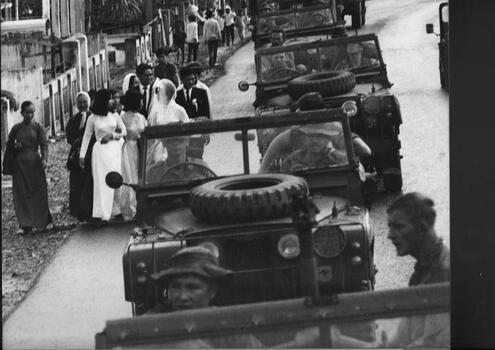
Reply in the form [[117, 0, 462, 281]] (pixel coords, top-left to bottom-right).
[[86, 0, 144, 31]]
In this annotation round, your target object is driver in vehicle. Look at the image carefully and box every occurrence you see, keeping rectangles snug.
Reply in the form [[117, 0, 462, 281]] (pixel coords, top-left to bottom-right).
[[148, 246, 263, 348], [261, 93, 371, 174], [280, 122, 346, 172], [335, 42, 379, 70]]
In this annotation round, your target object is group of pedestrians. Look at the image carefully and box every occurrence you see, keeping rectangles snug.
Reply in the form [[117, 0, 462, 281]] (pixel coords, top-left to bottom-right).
[[179, 5, 248, 67], [2, 42, 216, 233]]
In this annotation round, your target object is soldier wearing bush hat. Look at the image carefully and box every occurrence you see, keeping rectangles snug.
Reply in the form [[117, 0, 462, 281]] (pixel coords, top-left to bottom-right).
[[150, 246, 232, 312]]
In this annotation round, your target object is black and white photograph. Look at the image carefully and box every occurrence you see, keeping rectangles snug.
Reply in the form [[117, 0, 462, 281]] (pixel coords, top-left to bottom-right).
[[1, 0, 494, 349]]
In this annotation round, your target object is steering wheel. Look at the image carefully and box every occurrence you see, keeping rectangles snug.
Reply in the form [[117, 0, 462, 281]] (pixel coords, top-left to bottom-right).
[[268, 67, 300, 80], [160, 160, 217, 182]]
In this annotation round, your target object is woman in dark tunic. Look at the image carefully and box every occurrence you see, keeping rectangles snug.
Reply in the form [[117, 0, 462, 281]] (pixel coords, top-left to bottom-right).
[[66, 91, 95, 220], [5, 101, 52, 234]]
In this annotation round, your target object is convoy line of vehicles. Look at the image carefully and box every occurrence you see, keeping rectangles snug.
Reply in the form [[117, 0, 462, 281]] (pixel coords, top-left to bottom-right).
[[95, 1, 449, 348]]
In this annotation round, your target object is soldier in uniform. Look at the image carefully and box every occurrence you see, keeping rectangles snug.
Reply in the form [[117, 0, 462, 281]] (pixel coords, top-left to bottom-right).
[[149, 246, 263, 348], [280, 122, 347, 172]]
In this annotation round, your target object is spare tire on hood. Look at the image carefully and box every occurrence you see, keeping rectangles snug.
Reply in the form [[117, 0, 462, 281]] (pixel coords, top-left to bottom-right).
[[190, 174, 308, 223], [288, 71, 356, 99]]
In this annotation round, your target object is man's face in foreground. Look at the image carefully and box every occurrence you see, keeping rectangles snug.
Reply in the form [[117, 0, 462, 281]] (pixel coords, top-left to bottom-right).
[[387, 210, 418, 257], [168, 274, 216, 311]]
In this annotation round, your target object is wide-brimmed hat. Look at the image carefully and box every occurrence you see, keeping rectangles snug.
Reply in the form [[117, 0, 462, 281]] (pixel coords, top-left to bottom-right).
[[299, 122, 341, 137], [151, 246, 233, 283], [296, 92, 325, 111]]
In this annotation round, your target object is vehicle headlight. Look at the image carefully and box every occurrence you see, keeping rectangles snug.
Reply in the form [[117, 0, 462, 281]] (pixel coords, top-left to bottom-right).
[[363, 96, 380, 114], [342, 101, 358, 117], [313, 226, 346, 258], [278, 234, 300, 259], [381, 95, 396, 111], [198, 241, 220, 259]]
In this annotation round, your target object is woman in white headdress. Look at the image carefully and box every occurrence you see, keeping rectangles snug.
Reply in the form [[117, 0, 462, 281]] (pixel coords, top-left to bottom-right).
[[122, 73, 141, 95], [146, 79, 190, 172], [148, 78, 189, 126]]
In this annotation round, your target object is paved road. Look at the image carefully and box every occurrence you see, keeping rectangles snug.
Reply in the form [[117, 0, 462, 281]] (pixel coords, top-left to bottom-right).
[[3, 0, 448, 348]]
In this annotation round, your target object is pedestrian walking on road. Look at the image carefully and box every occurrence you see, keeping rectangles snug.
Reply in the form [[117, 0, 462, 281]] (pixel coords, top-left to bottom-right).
[[146, 79, 189, 171], [2, 101, 52, 234], [224, 6, 236, 46], [119, 91, 147, 221], [177, 62, 212, 119], [172, 14, 187, 64], [204, 10, 222, 68], [176, 66, 210, 120], [65, 91, 95, 220], [148, 79, 189, 126], [186, 15, 199, 62], [217, 9, 226, 46], [136, 63, 158, 119], [79, 89, 127, 222], [154, 46, 180, 87], [121, 73, 141, 95], [235, 14, 246, 42]]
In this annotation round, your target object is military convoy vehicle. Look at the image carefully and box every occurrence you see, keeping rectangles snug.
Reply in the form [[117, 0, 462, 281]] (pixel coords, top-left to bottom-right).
[[241, 33, 404, 192], [426, 2, 449, 91], [254, 1, 340, 48], [102, 105, 376, 317]]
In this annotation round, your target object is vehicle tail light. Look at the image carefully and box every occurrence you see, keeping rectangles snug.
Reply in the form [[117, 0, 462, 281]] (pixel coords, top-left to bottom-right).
[[351, 256, 362, 266], [136, 262, 148, 284], [278, 234, 300, 259]]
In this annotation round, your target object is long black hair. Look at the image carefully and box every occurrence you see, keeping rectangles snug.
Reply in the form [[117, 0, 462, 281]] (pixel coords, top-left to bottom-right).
[[91, 89, 111, 116]]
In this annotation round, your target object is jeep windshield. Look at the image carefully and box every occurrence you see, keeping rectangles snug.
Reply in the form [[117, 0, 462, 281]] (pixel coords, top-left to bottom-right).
[[96, 282, 449, 349], [143, 116, 351, 186], [141, 109, 355, 187], [257, 5, 337, 37], [257, 35, 383, 83]]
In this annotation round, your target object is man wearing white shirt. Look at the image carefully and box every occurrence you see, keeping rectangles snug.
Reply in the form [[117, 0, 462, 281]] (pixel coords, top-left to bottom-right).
[[224, 6, 236, 46], [186, 14, 199, 62]]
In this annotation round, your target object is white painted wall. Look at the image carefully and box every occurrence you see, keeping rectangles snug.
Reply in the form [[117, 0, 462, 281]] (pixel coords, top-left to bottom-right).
[[1, 68, 44, 134]]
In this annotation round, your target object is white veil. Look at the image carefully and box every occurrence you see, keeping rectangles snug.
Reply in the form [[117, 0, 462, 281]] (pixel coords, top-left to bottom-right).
[[122, 73, 138, 95]]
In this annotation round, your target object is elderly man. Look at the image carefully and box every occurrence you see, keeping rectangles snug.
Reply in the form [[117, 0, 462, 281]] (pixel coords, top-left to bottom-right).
[[149, 246, 263, 348]]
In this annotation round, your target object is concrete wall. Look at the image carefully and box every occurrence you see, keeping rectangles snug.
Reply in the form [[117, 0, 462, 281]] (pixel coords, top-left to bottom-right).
[[1, 68, 44, 134]]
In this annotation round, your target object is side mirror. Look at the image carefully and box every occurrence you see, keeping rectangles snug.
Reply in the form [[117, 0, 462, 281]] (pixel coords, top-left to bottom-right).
[[234, 132, 256, 141], [425, 23, 434, 34], [106, 171, 124, 189], [238, 80, 250, 92]]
